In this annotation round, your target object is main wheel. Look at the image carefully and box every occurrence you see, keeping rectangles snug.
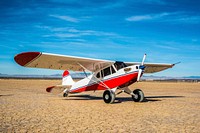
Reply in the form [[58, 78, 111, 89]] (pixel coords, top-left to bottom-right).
[[63, 92, 68, 97], [103, 90, 115, 104], [132, 89, 144, 102]]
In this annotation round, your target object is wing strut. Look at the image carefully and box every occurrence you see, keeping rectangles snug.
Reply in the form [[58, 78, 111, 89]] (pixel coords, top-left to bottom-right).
[[77, 62, 111, 90], [77, 62, 88, 77]]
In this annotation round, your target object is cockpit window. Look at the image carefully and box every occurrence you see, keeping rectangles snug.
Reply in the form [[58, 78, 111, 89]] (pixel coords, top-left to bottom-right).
[[114, 61, 127, 70], [111, 65, 116, 74]]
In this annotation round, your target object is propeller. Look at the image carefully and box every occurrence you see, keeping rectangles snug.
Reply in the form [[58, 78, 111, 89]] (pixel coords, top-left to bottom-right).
[[137, 54, 146, 82]]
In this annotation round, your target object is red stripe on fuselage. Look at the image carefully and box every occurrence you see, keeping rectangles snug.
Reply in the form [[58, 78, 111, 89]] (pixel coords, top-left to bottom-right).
[[70, 72, 138, 93]]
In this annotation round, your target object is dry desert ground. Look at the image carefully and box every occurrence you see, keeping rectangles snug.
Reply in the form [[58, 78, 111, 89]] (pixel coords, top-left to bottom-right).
[[1, 79, 200, 132]]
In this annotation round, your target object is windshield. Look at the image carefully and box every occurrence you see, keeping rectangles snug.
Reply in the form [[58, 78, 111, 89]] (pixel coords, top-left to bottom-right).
[[114, 61, 127, 70]]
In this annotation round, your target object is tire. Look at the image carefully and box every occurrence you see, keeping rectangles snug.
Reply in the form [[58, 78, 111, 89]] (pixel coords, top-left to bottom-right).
[[103, 90, 115, 104], [132, 89, 144, 102], [63, 92, 68, 97]]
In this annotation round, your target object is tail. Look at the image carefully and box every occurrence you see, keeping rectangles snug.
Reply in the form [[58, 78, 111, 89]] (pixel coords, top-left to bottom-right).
[[62, 70, 75, 85], [46, 70, 74, 93]]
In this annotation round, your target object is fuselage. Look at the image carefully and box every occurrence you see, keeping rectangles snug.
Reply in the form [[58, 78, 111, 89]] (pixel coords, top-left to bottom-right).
[[69, 65, 142, 93]]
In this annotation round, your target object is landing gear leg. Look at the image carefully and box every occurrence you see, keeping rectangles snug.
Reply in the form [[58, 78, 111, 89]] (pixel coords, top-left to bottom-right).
[[103, 90, 115, 104], [63, 88, 69, 97], [63, 92, 68, 97]]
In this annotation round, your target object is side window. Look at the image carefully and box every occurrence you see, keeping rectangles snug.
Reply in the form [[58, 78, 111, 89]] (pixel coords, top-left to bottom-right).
[[103, 67, 111, 77], [111, 66, 116, 74], [101, 70, 104, 78], [96, 72, 100, 78]]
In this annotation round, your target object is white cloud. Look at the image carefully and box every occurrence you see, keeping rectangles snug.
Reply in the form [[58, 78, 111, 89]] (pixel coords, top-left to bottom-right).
[[153, 40, 200, 52], [44, 33, 79, 38], [0, 45, 18, 50], [126, 12, 170, 21], [39, 26, 119, 38], [164, 16, 200, 24], [126, 12, 200, 24], [44, 31, 118, 38], [126, 15, 152, 21], [154, 44, 179, 50], [49, 14, 79, 23]]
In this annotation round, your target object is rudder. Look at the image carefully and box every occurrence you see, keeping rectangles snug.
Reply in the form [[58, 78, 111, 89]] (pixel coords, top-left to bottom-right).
[[62, 70, 75, 86]]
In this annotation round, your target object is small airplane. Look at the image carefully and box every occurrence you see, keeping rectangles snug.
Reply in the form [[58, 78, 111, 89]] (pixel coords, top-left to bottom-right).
[[14, 52, 176, 103]]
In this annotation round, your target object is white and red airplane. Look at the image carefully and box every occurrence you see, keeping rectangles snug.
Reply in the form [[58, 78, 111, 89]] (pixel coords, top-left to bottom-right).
[[14, 52, 175, 103]]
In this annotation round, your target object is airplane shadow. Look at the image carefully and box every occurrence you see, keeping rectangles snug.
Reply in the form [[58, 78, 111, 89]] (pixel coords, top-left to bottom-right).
[[0, 94, 14, 97], [66, 95, 102, 100], [143, 96, 185, 103], [145, 96, 184, 99], [64, 95, 184, 103]]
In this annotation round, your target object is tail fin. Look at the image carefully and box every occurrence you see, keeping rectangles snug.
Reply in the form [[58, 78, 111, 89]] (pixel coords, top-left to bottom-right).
[[62, 70, 75, 86]]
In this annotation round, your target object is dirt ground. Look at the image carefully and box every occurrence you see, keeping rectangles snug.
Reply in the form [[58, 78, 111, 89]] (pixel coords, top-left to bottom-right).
[[0, 79, 200, 132]]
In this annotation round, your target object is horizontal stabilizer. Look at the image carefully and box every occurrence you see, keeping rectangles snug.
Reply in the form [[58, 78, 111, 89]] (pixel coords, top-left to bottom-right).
[[46, 85, 71, 94]]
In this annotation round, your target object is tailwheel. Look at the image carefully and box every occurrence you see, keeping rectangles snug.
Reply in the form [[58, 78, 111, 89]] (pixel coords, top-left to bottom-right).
[[103, 90, 115, 104], [63, 92, 68, 97], [132, 89, 144, 102]]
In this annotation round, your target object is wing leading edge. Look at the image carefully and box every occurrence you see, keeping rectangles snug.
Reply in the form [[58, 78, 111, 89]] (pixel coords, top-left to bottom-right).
[[14, 52, 175, 73]]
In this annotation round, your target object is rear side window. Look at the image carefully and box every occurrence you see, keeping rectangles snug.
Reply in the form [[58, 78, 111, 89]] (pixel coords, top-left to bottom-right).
[[96, 72, 100, 78]]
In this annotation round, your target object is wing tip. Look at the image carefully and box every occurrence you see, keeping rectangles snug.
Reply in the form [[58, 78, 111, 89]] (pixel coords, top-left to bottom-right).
[[14, 52, 41, 66]]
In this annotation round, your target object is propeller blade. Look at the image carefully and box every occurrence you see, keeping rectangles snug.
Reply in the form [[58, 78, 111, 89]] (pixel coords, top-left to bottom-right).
[[137, 69, 142, 81], [141, 54, 146, 65], [137, 54, 147, 81]]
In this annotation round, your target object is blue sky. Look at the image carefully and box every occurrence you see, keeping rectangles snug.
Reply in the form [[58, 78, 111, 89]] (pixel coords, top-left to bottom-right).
[[0, 0, 200, 77]]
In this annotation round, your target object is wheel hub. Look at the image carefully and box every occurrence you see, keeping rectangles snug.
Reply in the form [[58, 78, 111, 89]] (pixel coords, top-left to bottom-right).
[[134, 94, 138, 99], [105, 94, 109, 100]]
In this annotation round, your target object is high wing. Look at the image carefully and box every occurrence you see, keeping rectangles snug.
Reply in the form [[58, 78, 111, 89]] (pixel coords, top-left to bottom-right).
[[14, 52, 175, 73], [14, 52, 114, 72]]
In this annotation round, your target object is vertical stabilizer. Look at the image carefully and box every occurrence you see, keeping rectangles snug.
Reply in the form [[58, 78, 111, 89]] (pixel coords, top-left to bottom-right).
[[62, 70, 75, 85]]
